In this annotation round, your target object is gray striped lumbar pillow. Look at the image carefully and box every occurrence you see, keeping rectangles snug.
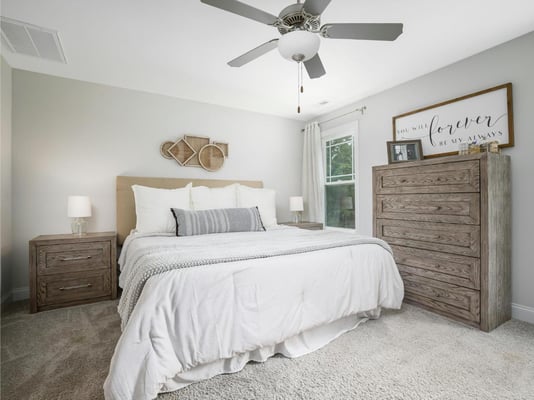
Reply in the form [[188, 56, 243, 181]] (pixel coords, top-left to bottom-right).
[[171, 207, 265, 236]]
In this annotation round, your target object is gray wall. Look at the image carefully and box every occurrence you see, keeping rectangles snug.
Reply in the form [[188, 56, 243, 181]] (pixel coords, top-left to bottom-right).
[[1, 56, 13, 303], [313, 31, 534, 322], [10, 72, 303, 294]]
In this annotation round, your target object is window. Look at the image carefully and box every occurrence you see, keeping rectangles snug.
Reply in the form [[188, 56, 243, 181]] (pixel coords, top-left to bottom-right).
[[323, 125, 357, 230]]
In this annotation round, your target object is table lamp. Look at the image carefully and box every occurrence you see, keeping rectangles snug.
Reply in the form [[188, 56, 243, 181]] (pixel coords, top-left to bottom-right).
[[289, 196, 304, 223], [68, 195, 91, 235]]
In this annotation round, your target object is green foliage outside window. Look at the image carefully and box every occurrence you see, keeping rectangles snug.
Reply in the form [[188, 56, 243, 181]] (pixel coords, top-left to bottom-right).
[[325, 135, 355, 229], [326, 136, 354, 183], [326, 184, 355, 229]]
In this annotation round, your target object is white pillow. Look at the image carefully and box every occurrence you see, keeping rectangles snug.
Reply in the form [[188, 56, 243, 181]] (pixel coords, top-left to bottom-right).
[[237, 185, 277, 227], [191, 184, 238, 210], [132, 183, 192, 233]]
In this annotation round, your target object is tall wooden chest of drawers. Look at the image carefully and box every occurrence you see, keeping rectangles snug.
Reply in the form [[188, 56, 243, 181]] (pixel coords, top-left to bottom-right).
[[30, 232, 117, 313], [373, 153, 511, 331]]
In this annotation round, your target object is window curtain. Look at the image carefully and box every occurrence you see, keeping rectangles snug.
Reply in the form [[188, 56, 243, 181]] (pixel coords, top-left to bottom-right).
[[302, 121, 324, 222]]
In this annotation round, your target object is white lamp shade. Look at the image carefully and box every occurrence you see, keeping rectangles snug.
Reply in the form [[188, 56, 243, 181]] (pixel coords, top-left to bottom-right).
[[289, 196, 304, 212], [67, 196, 92, 218], [278, 30, 320, 62]]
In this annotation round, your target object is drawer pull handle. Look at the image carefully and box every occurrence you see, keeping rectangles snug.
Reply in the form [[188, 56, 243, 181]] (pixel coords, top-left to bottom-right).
[[60, 256, 92, 261], [59, 283, 92, 291]]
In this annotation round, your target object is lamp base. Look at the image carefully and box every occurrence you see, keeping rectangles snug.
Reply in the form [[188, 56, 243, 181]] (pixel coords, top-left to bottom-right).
[[71, 218, 88, 235], [293, 212, 301, 224]]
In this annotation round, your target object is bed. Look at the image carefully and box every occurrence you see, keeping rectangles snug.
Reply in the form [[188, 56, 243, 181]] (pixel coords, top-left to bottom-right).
[[104, 176, 404, 400]]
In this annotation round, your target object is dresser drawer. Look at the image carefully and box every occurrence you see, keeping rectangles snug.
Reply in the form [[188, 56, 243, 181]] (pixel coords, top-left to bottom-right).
[[37, 270, 111, 307], [376, 193, 480, 224], [37, 241, 111, 275], [376, 219, 480, 257], [401, 272, 480, 323], [392, 245, 480, 289], [374, 160, 479, 194]]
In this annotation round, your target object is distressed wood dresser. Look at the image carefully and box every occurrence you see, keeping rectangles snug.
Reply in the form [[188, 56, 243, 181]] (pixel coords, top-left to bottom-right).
[[373, 153, 511, 331], [30, 232, 117, 313]]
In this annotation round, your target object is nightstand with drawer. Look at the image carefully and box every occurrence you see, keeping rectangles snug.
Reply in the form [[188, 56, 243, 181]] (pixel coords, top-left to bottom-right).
[[29, 232, 117, 313], [280, 222, 323, 230]]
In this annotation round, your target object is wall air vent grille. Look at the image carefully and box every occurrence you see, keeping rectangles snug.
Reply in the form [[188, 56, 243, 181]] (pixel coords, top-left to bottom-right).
[[0, 17, 66, 63]]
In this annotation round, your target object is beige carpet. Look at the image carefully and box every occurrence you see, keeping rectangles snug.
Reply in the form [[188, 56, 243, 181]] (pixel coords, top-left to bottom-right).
[[2, 300, 533, 400]]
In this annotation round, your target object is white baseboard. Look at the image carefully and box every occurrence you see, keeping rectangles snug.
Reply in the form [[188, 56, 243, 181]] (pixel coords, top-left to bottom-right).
[[11, 286, 29, 302], [512, 303, 534, 324], [1, 291, 12, 304], [0, 287, 28, 305]]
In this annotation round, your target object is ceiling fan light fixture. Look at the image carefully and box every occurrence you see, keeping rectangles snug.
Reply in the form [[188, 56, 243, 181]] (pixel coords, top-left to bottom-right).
[[278, 30, 320, 62]]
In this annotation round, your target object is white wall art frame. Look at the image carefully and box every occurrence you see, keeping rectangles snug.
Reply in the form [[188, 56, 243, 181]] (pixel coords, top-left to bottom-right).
[[393, 83, 514, 158]]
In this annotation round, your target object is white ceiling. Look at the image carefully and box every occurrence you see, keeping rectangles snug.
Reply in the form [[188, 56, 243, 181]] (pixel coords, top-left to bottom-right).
[[2, 0, 534, 121]]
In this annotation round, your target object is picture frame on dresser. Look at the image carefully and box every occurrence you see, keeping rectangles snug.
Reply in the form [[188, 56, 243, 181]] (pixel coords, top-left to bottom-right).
[[387, 140, 423, 164]]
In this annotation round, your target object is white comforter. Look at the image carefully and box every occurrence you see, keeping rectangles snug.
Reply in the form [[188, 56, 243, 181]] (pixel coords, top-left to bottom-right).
[[104, 227, 404, 400]]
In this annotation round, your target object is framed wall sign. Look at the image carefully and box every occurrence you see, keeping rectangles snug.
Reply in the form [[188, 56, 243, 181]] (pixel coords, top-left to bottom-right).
[[393, 83, 514, 158]]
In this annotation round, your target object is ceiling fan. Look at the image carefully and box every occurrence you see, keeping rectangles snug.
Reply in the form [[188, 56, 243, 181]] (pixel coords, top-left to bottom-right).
[[200, 0, 404, 79]]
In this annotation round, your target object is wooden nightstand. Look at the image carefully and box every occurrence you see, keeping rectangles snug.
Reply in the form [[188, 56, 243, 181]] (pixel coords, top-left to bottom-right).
[[29, 232, 117, 313], [280, 222, 323, 230]]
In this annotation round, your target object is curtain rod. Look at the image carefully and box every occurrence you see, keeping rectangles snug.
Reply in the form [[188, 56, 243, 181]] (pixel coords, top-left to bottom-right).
[[301, 106, 367, 132]]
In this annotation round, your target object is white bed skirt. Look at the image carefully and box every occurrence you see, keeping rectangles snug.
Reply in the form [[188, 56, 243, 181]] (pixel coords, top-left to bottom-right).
[[159, 309, 380, 393]]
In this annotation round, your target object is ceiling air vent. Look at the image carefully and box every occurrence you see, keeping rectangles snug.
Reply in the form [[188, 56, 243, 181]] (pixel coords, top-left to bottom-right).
[[0, 17, 66, 63]]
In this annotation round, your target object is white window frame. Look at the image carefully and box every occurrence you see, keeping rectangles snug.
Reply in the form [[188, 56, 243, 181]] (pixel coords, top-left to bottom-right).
[[321, 121, 359, 233]]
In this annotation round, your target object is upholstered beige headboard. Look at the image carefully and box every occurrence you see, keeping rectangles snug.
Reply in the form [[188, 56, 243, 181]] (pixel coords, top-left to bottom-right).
[[116, 176, 263, 245]]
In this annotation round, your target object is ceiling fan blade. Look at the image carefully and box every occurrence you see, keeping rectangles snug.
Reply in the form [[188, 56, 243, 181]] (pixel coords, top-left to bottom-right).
[[200, 0, 279, 25], [228, 39, 279, 67], [303, 0, 332, 16], [304, 53, 326, 79], [322, 23, 403, 41]]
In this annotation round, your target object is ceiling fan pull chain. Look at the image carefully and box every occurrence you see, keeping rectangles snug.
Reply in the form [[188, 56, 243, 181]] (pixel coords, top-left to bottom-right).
[[300, 61, 304, 94], [297, 62, 302, 114]]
